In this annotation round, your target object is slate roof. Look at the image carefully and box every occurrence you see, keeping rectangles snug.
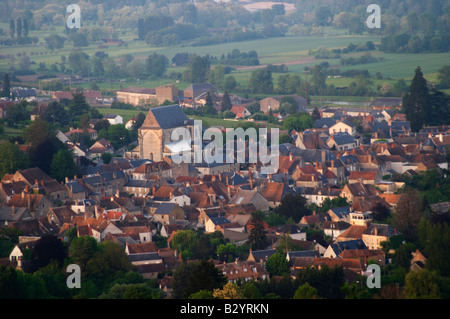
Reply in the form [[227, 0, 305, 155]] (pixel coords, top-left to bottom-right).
[[141, 104, 189, 129], [328, 239, 367, 255], [314, 118, 337, 128], [328, 206, 351, 219], [185, 83, 218, 99], [330, 132, 356, 145], [248, 249, 277, 262], [154, 202, 176, 215]]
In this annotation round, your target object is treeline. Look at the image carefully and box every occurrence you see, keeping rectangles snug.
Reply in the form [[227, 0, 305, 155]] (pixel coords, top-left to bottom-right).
[[340, 53, 383, 66], [380, 34, 450, 53]]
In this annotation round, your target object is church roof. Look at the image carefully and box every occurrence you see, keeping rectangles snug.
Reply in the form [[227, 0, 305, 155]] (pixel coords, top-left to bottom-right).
[[141, 104, 189, 129]]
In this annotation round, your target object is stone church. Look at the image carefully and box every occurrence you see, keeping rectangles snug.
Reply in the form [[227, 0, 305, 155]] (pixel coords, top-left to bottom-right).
[[138, 104, 194, 162]]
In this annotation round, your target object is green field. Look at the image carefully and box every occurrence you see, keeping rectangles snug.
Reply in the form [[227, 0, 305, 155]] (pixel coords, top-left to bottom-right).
[[1, 22, 449, 99]]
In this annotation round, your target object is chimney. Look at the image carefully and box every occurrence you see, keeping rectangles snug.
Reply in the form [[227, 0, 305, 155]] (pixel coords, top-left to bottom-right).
[[289, 153, 293, 161], [321, 150, 326, 162], [439, 133, 443, 143], [11, 205, 15, 215]]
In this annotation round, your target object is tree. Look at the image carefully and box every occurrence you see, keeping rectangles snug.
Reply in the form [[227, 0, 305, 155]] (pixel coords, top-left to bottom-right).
[[223, 75, 237, 92], [30, 235, 68, 272], [18, 55, 31, 71], [69, 91, 90, 118], [0, 141, 29, 177], [188, 55, 210, 83], [311, 64, 327, 94], [84, 241, 133, 291], [437, 65, 450, 89], [170, 229, 197, 258], [282, 113, 313, 132], [293, 282, 318, 299], [45, 34, 66, 51], [41, 101, 70, 125], [248, 68, 273, 94], [221, 91, 232, 111], [265, 252, 290, 277], [51, 149, 76, 183], [275, 192, 309, 222], [9, 19, 15, 38], [247, 211, 267, 250], [186, 260, 226, 297], [402, 66, 431, 132], [405, 269, 440, 299], [1, 73, 10, 98], [213, 282, 244, 299], [393, 189, 424, 242], [311, 107, 321, 121], [107, 124, 130, 149], [16, 18, 22, 38], [418, 219, 450, 277], [146, 53, 168, 79]]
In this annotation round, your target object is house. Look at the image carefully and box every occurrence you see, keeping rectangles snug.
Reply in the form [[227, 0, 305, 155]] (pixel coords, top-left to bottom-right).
[[247, 249, 277, 263], [123, 179, 154, 197], [0, 205, 31, 223], [339, 249, 386, 268], [348, 170, 383, 184], [183, 83, 218, 104], [362, 223, 399, 250], [260, 94, 307, 114], [0, 101, 14, 119], [340, 182, 379, 204], [370, 97, 402, 108], [89, 139, 114, 159], [216, 260, 269, 283], [0, 180, 28, 203], [327, 206, 352, 223], [205, 216, 232, 233], [323, 239, 367, 258], [230, 105, 251, 118], [410, 249, 427, 271], [322, 221, 351, 240], [116, 87, 157, 106], [133, 161, 173, 180], [65, 128, 98, 140], [52, 90, 102, 104], [229, 189, 269, 212], [103, 114, 123, 125], [336, 225, 367, 242], [299, 187, 341, 206], [47, 206, 77, 228], [8, 237, 39, 262], [327, 132, 357, 151], [261, 182, 291, 208], [65, 179, 88, 201], [6, 191, 53, 219], [348, 210, 373, 226], [314, 118, 337, 129], [152, 202, 185, 225], [329, 120, 355, 136], [12, 167, 54, 187], [295, 131, 329, 150], [299, 211, 328, 228]]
